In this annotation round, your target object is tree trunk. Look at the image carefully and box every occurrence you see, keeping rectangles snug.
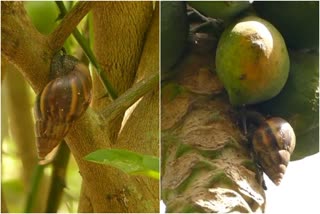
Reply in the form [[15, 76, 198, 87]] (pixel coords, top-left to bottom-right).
[[161, 36, 266, 213], [78, 2, 158, 212], [91, 1, 153, 143]]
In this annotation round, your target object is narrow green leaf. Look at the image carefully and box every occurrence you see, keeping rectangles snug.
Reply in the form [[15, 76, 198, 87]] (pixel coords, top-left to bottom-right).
[[85, 149, 160, 179]]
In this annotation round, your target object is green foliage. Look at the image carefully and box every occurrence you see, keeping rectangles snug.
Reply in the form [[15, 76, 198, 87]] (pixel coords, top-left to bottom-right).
[[254, 1, 319, 49], [161, 1, 188, 73], [85, 149, 160, 180], [188, 1, 251, 21]]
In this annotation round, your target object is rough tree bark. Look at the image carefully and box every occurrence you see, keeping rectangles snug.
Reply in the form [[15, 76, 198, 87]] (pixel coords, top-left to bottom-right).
[[78, 2, 159, 212], [1, 2, 159, 212], [161, 36, 266, 212], [91, 2, 154, 143]]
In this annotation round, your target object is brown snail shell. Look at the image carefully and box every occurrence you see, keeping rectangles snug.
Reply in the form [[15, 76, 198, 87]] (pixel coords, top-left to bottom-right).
[[34, 50, 92, 159], [252, 117, 296, 186]]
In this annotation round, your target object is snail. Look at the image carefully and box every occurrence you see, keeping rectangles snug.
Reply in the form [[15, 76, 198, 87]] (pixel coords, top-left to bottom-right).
[[241, 111, 296, 189], [252, 117, 296, 187], [34, 49, 92, 159]]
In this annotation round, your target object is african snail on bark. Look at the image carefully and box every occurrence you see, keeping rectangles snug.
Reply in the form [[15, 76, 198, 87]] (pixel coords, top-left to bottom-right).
[[252, 117, 296, 187], [34, 49, 92, 159], [243, 111, 296, 188]]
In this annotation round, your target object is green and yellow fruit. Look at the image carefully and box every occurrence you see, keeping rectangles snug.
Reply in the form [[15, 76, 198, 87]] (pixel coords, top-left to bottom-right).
[[215, 16, 290, 106]]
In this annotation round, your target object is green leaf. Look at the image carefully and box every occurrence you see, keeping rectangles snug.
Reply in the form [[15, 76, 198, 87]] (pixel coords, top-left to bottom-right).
[[85, 149, 160, 180]]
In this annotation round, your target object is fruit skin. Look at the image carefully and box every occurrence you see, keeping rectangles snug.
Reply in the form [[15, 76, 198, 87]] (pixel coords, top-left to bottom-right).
[[215, 16, 290, 106], [188, 1, 251, 21], [252, 117, 296, 186], [258, 51, 319, 160], [161, 1, 188, 73], [254, 1, 319, 49]]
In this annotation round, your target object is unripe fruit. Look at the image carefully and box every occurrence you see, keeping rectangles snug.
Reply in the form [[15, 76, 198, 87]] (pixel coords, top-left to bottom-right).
[[216, 16, 290, 106]]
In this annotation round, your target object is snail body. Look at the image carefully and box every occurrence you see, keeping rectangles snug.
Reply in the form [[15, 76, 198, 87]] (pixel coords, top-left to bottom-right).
[[252, 117, 296, 186], [34, 50, 92, 159]]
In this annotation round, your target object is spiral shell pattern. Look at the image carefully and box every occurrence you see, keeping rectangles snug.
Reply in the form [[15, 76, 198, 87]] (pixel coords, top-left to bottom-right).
[[34, 51, 92, 159], [252, 117, 296, 185]]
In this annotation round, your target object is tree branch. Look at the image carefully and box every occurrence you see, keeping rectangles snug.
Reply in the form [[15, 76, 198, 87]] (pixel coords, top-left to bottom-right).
[[100, 73, 159, 122], [49, 1, 97, 50], [1, 1, 50, 92]]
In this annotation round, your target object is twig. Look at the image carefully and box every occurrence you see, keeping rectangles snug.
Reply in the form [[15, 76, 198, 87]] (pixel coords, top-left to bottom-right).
[[188, 6, 211, 22], [188, 6, 224, 34], [54, 1, 118, 100], [45, 141, 71, 213], [50, 1, 96, 50], [190, 19, 223, 33], [100, 73, 159, 121], [72, 29, 118, 100]]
